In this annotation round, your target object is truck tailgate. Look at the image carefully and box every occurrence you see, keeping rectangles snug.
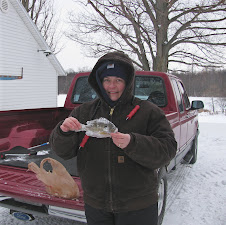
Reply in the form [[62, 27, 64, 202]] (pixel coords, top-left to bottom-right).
[[0, 165, 84, 211]]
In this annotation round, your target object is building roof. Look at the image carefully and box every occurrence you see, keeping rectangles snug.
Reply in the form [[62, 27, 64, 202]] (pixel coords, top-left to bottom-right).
[[8, 0, 66, 76]]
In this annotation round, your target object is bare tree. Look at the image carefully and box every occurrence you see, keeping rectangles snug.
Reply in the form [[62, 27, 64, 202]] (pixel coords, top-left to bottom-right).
[[66, 0, 226, 72], [20, 0, 63, 53], [216, 97, 226, 113]]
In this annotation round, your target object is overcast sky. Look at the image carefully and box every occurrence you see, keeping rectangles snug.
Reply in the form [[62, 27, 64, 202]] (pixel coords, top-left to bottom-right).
[[54, 0, 226, 73], [55, 0, 97, 72]]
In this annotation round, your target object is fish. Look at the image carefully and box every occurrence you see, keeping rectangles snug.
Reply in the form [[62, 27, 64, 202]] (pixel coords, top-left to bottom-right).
[[76, 117, 118, 138], [28, 158, 80, 199]]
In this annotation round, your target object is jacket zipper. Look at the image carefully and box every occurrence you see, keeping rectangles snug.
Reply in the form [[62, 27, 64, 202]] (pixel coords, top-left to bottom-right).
[[109, 107, 115, 116], [108, 107, 115, 211]]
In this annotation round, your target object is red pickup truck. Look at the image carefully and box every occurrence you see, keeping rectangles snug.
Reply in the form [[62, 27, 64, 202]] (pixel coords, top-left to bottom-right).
[[0, 71, 204, 224]]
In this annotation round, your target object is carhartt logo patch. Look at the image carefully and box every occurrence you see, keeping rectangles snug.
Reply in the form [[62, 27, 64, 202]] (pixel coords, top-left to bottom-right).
[[107, 63, 114, 69], [118, 156, 124, 163]]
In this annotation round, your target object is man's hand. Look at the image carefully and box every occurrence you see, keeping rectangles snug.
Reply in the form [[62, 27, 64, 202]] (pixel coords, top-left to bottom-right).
[[111, 132, 131, 149], [60, 117, 82, 132]]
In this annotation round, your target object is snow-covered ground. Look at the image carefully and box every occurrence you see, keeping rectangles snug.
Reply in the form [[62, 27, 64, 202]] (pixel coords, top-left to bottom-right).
[[162, 115, 226, 225], [0, 96, 225, 225]]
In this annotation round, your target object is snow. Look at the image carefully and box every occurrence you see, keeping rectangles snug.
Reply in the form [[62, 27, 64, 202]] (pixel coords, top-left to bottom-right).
[[0, 96, 226, 225], [162, 118, 226, 225], [57, 95, 67, 107]]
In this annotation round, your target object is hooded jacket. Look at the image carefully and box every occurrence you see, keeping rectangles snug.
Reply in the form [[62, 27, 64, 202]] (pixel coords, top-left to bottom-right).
[[50, 51, 177, 212]]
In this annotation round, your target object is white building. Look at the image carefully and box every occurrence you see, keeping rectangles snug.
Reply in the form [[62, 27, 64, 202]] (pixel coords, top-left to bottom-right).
[[0, 0, 66, 111]]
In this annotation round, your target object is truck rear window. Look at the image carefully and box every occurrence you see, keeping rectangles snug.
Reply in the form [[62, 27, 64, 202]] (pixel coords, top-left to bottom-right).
[[135, 76, 166, 107], [71, 75, 167, 107], [71, 76, 97, 103]]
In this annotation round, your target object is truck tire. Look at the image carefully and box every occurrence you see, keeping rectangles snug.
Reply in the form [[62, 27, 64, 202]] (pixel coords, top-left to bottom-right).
[[157, 167, 167, 225], [189, 135, 198, 164]]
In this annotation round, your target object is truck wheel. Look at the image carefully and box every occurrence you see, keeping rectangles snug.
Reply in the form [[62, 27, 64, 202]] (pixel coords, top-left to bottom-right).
[[157, 167, 167, 225], [189, 135, 198, 164]]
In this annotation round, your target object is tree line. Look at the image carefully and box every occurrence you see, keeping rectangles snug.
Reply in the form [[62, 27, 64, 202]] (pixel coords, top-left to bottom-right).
[[175, 70, 226, 97], [58, 69, 226, 97]]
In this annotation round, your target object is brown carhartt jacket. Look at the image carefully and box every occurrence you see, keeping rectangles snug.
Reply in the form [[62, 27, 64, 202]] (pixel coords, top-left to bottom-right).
[[49, 52, 177, 212]]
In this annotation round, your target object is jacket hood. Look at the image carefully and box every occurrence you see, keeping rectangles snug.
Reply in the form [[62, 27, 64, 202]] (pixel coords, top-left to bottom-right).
[[88, 51, 135, 106]]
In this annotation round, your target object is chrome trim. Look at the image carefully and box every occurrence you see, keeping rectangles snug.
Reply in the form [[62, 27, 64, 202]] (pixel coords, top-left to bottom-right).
[[0, 196, 12, 201], [48, 205, 87, 223]]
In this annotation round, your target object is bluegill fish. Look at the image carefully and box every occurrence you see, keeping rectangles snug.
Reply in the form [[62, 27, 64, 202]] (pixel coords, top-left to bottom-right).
[[76, 117, 118, 138]]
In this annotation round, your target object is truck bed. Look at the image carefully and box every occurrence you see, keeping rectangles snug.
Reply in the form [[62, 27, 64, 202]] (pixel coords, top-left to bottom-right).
[[0, 145, 84, 212], [0, 145, 79, 176]]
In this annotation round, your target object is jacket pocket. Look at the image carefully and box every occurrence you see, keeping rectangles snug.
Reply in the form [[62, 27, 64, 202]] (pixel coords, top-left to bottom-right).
[[115, 155, 158, 200]]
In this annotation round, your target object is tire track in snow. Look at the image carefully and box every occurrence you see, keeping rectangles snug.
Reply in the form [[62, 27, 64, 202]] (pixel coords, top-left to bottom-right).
[[200, 167, 226, 179], [165, 163, 192, 212]]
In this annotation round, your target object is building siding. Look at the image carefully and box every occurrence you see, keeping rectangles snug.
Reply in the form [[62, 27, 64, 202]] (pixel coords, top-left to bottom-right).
[[0, 0, 59, 111]]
